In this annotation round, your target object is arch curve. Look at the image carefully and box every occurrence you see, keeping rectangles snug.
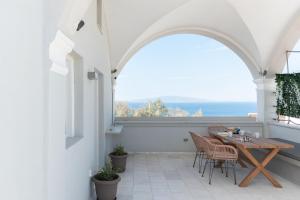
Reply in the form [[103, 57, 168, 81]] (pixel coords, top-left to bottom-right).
[[115, 27, 260, 79], [267, 9, 300, 76]]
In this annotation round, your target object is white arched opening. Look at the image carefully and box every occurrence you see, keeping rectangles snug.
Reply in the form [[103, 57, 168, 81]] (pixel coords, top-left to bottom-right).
[[115, 34, 257, 118], [115, 27, 260, 80]]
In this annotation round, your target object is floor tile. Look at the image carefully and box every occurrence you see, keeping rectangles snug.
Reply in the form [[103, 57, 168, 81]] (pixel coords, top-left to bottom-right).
[[117, 153, 300, 200]]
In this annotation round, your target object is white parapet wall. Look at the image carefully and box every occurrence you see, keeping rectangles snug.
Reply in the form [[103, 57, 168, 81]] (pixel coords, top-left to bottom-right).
[[114, 117, 263, 152], [268, 121, 300, 143]]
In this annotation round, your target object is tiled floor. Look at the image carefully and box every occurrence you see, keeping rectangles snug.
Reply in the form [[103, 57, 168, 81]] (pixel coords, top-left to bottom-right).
[[117, 153, 300, 200]]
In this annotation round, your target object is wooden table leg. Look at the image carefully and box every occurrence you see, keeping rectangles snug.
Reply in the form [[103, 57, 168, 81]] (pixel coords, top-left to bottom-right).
[[237, 157, 248, 168], [238, 147, 282, 188], [239, 150, 255, 167]]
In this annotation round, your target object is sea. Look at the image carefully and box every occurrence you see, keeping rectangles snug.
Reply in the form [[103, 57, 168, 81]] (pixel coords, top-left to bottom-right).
[[127, 102, 256, 116]]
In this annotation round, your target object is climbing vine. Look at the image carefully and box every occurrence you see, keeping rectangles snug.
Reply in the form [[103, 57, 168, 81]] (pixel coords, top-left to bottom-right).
[[276, 73, 300, 119]]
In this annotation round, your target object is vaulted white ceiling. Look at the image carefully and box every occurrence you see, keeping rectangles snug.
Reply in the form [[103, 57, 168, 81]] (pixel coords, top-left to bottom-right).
[[104, 0, 300, 78]]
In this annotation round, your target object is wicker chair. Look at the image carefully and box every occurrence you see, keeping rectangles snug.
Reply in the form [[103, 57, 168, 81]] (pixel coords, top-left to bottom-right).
[[189, 132, 223, 173], [208, 125, 247, 168], [200, 136, 238, 185]]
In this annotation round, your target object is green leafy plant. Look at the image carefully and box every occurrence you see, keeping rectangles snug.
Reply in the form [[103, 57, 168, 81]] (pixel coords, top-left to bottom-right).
[[111, 145, 127, 156], [94, 159, 118, 181], [276, 73, 300, 118], [132, 99, 169, 117]]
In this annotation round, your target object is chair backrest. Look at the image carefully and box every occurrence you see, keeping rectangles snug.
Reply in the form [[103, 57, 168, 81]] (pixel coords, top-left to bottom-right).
[[189, 132, 205, 152], [202, 136, 238, 160], [201, 136, 215, 157]]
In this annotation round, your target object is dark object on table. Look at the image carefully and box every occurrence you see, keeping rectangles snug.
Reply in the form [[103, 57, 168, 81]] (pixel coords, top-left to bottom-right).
[[233, 128, 240, 134]]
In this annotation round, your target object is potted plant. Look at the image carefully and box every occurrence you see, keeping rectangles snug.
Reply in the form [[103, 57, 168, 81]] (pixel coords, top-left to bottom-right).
[[92, 160, 120, 200], [109, 145, 128, 172]]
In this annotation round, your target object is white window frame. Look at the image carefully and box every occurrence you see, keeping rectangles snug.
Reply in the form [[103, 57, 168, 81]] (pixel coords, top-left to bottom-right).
[[65, 55, 75, 138], [65, 51, 84, 148]]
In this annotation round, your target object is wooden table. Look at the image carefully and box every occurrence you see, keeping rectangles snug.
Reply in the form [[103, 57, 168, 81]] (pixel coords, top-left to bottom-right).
[[209, 132, 294, 188]]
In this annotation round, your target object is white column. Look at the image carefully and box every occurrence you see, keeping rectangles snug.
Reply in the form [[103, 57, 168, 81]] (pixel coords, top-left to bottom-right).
[[254, 78, 276, 138]]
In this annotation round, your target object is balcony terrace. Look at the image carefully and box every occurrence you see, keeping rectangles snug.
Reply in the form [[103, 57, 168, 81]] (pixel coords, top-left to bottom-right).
[[117, 153, 300, 200], [3, 1, 300, 200]]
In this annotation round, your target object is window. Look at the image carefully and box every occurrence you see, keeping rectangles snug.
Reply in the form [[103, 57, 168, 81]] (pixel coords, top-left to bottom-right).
[[65, 55, 75, 137], [65, 51, 84, 147], [115, 34, 257, 117]]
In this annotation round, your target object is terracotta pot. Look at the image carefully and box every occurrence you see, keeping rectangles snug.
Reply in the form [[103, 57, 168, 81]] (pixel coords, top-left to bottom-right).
[[92, 175, 120, 200], [109, 153, 128, 172]]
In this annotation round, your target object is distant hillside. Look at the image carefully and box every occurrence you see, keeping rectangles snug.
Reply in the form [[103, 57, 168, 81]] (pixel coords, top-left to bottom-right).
[[130, 96, 210, 103]]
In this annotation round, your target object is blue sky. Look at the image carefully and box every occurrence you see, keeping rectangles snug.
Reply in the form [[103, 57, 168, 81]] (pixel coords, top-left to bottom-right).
[[115, 34, 258, 102]]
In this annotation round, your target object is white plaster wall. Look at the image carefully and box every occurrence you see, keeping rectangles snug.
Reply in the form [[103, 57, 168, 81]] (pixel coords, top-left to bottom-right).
[[44, 1, 69, 200], [228, 0, 300, 68], [46, 1, 113, 200], [114, 119, 263, 152], [268, 124, 300, 143], [0, 0, 113, 200], [0, 1, 45, 200], [65, 2, 113, 200]]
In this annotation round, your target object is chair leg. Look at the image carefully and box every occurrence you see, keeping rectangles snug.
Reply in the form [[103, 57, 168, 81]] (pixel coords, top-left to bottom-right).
[[202, 158, 208, 177], [232, 161, 237, 185], [209, 159, 214, 185], [225, 160, 229, 177], [193, 152, 198, 168], [220, 161, 224, 174], [198, 152, 203, 173]]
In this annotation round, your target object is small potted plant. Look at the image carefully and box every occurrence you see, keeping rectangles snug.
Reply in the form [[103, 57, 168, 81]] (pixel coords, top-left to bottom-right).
[[92, 160, 120, 200], [109, 145, 128, 172]]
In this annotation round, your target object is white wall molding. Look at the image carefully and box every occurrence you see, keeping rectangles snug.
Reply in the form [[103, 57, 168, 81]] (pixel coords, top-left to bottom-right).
[[49, 30, 74, 76], [254, 78, 275, 91], [116, 117, 262, 128]]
